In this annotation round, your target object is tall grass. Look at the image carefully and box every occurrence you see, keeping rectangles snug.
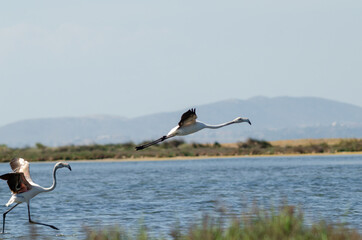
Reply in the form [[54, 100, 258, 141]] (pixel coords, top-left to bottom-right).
[[85, 205, 361, 240]]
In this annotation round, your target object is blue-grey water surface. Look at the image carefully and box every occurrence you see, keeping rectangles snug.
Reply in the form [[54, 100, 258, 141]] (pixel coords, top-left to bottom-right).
[[0, 155, 361, 239]]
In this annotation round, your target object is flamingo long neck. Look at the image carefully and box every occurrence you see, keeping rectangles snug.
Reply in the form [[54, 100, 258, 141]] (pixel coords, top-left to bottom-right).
[[44, 166, 58, 192], [204, 120, 236, 129]]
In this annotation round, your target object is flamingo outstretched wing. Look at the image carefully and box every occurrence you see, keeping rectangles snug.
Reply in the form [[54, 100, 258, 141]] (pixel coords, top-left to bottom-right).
[[178, 108, 197, 127], [0, 172, 32, 194], [10, 158, 35, 185]]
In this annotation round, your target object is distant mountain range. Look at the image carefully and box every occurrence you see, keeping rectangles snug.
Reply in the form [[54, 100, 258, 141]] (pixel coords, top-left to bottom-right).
[[1, 96, 362, 147]]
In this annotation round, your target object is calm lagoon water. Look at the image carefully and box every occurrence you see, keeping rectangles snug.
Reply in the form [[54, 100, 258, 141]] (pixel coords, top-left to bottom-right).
[[0, 155, 361, 239]]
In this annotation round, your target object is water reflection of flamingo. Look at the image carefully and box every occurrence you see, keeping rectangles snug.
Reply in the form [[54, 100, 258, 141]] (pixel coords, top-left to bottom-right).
[[136, 108, 251, 150], [0, 158, 71, 233]]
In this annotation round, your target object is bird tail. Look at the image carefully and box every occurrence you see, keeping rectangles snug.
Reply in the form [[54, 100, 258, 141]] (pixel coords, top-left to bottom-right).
[[135, 136, 167, 150]]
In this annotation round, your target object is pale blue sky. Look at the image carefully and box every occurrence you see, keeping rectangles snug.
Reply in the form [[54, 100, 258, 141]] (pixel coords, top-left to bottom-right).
[[1, 1, 361, 127]]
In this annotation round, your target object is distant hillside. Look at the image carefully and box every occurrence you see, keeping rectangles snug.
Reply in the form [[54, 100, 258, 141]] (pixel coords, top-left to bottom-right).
[[1, 96, 362, 147]]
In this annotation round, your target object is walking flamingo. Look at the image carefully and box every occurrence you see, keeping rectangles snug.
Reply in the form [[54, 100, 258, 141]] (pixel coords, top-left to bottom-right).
[[0, 158, 71, 233]]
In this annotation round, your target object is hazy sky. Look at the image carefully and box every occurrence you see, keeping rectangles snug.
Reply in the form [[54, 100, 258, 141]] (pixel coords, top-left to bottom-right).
[[1, 1, 361, 127]]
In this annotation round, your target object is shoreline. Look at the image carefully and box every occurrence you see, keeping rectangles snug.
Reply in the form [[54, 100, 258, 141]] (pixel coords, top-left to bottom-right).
[[68, 151, 362, 163], [1, 138, 361, 164]]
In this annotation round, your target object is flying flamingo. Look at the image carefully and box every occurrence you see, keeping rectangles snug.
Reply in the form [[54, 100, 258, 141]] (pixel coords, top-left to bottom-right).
[[136, 108, 251, 150], [0, 158, 71, 233]]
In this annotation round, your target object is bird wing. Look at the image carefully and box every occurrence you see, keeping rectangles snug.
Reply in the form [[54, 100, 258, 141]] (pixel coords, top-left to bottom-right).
[[0, 172, 32, 194], [178, 108, 197, 127], [10, 158, 35, 185]]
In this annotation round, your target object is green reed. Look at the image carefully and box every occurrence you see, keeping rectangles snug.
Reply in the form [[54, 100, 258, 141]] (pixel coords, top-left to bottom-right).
[[85, 204, 361, 240]]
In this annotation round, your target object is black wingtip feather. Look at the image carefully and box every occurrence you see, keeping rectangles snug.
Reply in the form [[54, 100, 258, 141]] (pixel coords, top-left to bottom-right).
[[0, 173, 9, 180], [135, 146, 144, 151]]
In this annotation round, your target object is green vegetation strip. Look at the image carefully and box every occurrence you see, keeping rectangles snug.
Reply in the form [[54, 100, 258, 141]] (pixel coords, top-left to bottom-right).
[[85, 204, 361, 240], [0, 138, 361, 162]]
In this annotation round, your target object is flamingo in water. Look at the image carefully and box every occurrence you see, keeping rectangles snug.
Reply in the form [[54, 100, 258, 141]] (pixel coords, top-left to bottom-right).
[[0, 158, 71, 233], [136, 108, 251, 150]]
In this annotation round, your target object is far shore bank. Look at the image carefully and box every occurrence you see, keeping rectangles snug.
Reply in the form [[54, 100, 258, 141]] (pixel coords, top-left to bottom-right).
[[65, 150, 362, 163], [1, 138, 361, 163]]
